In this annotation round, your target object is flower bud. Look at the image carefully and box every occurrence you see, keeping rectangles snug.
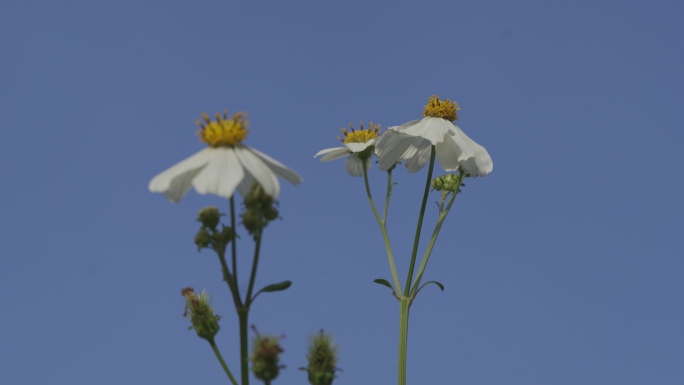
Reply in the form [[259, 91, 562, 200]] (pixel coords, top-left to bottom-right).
[[197, 206, 221, 229], [194, 227, 212, 250], [181, 287, 221, 341], [303, 330, 339, 385], [250, 326, 284, 383]]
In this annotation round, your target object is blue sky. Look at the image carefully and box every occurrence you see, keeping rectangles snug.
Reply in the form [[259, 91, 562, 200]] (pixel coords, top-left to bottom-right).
[[1, 0, 683, 384]]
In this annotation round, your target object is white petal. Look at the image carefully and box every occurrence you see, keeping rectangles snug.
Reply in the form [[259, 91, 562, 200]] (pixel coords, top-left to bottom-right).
[[315, 147, 352, 162], [404, 138, 433, 172], [345, 140, 374, 153], [447, 124, 493, 176], [192, 148, 244, 199], [234, 146, 280, 198], [247, 146, 303, 185], [398, 117, 450, 145], [435, 136, 463, 172], [375, 131, 414, 171], [345, 154, 370, 177], [148, 149, 214, 202]]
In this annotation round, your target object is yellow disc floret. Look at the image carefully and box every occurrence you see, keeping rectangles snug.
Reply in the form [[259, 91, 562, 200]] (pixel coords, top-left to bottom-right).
[[337, 121, 381, 144], [423, 95, 460, 121], [197, 109, 249, 147]]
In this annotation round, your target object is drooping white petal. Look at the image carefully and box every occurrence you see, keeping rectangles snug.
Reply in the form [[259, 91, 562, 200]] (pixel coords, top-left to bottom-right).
[[344, 153, 370, 177], [148, 148, 214, 202], [345, 140, 375, 153], [375, 131, 415, 171], [234, 145, 280, 198], [404, 138, 433, 172], [399, 117, 451, 145], [315, 147, 351, 162], [435, 136, 463, 172], [247, 146, 303, 185], [192, 148, 244, 199], [446, 123, 493, 176]]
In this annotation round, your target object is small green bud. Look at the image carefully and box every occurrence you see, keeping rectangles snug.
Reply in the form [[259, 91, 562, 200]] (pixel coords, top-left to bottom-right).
[[241, 210, 263, 234], [264, 207, 279, 221], [181, 287, 221, 341], [431, 177, 444, 191], [194, 227, 212, 250], [197, 206, 221, 229], [250, 326, 284, 383], [302, 330, 339, 385]]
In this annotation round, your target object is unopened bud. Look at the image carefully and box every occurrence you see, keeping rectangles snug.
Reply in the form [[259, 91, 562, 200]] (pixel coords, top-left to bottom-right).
[[197, 206, 221, 229], [194, 227, 212, 250]]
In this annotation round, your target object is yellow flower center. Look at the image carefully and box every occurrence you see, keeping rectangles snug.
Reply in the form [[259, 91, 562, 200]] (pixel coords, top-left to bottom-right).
[[423, 95, 460, 121], [197, 109, 249, 147], [337, 121, 381, 144]]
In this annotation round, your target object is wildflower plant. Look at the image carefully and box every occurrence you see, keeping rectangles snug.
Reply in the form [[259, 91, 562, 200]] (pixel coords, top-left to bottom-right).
[[315, 95, 492, 384], [150, 109, 306, 385]]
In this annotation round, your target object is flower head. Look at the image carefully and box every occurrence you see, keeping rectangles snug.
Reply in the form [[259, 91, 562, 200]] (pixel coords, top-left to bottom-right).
[[375, 96, 493, 177], [301, 329, 340, 385], [250, 326, 285, 383], [149, 110, 302, 201], [181, 287, 221, 341], [314, 121, 381, 177]]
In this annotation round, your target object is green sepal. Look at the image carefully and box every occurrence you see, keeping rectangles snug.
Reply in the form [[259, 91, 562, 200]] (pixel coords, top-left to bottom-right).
[[373, 278, 394, 290]]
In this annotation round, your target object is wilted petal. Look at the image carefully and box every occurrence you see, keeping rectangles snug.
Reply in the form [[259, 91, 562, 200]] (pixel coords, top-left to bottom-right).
[[149, 149, 214, 202], [248, 146, 303, 186], [192, 148, 244, 199], [404, 138, 433, 173], [375, 131, 415, 171], [435, 136, 462, 172]]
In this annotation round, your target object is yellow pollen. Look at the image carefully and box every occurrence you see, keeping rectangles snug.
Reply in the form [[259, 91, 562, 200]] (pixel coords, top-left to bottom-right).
[[337, 121, 381, 144], [423, 95, 460, 121], [197, 109, 249, 147]]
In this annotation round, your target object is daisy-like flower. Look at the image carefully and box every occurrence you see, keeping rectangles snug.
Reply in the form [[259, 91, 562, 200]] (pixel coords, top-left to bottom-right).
[[149, 110, 302, 202], [314, 121, 381, 176], [375, 96, 493, 176]]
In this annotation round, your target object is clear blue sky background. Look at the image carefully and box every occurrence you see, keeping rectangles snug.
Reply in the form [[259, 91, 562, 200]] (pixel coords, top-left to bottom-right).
[[1, 1, 682, 384]]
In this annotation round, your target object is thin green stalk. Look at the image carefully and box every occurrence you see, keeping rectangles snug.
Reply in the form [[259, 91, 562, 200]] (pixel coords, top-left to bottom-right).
[[208, 338, 239, 385], [229, 197, 240, 300], [403, 147, 436, 297], [238, 307, 250, 385], [245, 231, 263, 305], [362, 160, 402, 293], [410, 172, 464, 297], [383, 168, 394, 222], [398, 297, 411, 385]]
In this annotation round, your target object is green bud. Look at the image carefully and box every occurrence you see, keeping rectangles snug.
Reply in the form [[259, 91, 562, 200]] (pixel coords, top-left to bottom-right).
[[250, 326, 284, 383], [302, 330, 339, 385], [197, 206, 221, 229], [431, 177, 444, 191], [194, 227, 212, 250], [181, 287, 221, 341], [241, 210, 263, 234], [264, 207, 279, 221]]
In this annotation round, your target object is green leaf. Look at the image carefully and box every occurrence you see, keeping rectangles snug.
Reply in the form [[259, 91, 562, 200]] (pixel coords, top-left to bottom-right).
[[415, 280, 444, 296], [260, 280, 292, 293], [373, 278, 394, 290]]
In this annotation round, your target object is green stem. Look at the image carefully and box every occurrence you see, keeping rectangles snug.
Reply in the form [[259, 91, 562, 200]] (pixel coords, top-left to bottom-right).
[[398, 297, 411, 385], [238, 307, 250, 385], [410, 172, 464, 298], [403, 147, 436, 297], [245, 231, 263, 305], [362, 159, 402, 293], [208, 338, 239, 385], [230, 197, 240, 300]]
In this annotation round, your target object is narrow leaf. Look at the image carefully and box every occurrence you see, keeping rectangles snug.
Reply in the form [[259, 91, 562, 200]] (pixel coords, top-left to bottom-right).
[[260, 280, 292, 293], [415, 280, 445, 296], [373, 278, 394, 290]]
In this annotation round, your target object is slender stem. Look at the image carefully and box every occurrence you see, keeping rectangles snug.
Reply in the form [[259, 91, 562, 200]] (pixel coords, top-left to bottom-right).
[[229, 197, 240, 300], [410, 172, 464, 297], [245, 231, 263, 305], [218, 247, 243, 308], [362, 160, 402, 293], [403, 147, 436, 297], [208, 338, 239, 385], [398, 297, 411, 385], [383, 168, 394, 223], [238, 307, 250, 385]]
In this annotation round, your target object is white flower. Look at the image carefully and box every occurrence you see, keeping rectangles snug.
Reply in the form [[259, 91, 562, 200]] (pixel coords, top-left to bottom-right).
[[149, 111, 302, 202], [375, 96, 493, 177], [314, 122, 381, 177]]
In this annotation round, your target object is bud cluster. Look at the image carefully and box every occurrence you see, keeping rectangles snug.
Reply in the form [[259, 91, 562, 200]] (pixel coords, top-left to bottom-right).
[[194, 206, 235, 252], [181, 287, 221, 341], [302, 330, 339, 385], [250, 326, 285, 384], [241, 183, 280, 235]]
